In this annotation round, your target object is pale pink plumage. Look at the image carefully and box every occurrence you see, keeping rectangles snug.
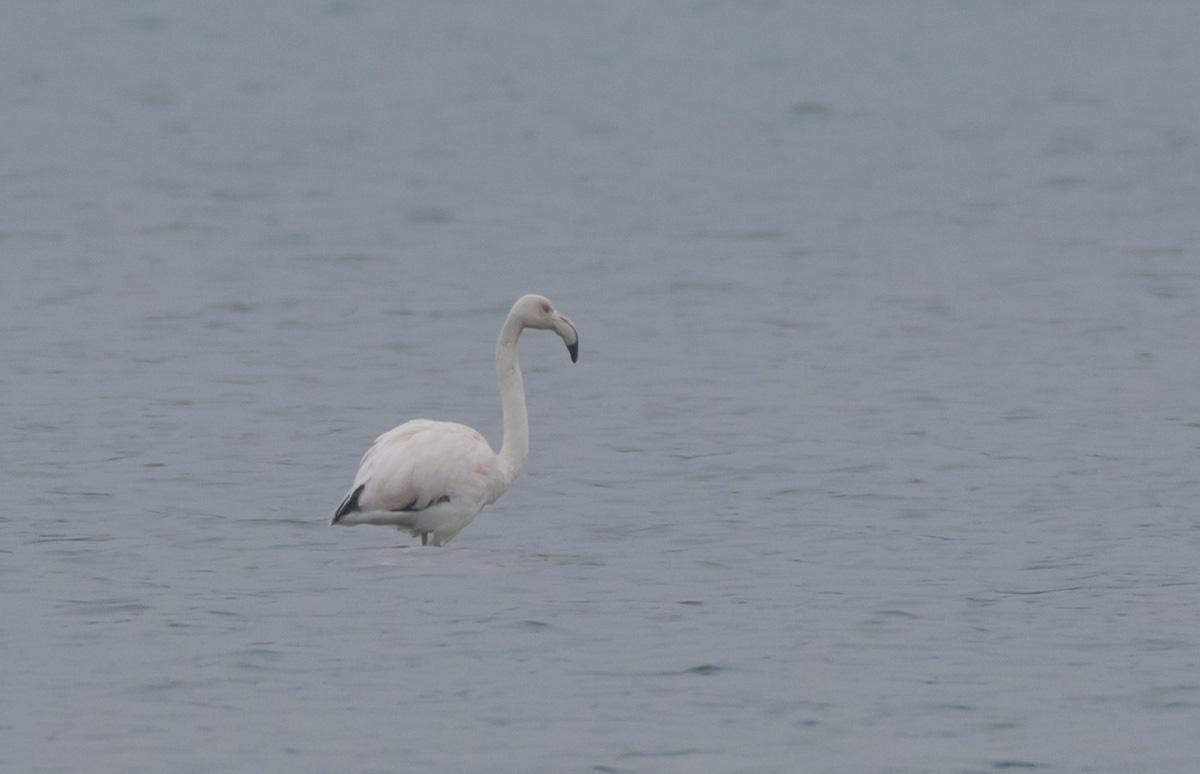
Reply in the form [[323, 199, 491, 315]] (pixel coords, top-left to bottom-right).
[[330, 294, 578, 546], [332, 420, 500, 545]]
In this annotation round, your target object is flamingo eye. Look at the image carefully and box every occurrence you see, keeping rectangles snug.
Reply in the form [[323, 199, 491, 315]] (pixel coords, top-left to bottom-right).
[[540, 301, 552, 314]]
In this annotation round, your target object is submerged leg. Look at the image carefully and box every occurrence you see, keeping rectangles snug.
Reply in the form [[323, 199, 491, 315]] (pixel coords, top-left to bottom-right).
[[421, 532, 429, 546]]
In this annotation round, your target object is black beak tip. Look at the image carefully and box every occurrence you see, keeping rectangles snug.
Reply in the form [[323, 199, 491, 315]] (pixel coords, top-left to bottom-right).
[[567, 340, 579, 363]]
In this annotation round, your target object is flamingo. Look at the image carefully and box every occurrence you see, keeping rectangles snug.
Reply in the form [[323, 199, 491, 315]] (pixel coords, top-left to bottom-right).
[[330, 294, 579, 546]]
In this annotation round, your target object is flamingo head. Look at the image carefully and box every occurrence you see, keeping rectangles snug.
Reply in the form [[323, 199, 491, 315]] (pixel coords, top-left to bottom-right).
[[512, 294, 579, 363]]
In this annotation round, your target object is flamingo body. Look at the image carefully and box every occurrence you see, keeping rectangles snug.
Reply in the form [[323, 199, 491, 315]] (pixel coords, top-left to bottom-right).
[[331, 420, 500, 546], [330, 294, 578, 546]]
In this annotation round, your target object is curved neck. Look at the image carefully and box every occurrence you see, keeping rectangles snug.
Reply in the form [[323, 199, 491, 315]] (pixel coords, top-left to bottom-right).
[[494, 315, 528, 487]]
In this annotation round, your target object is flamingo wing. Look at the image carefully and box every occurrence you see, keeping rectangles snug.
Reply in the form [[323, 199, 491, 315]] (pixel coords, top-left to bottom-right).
[[331, 420, 496, 524]]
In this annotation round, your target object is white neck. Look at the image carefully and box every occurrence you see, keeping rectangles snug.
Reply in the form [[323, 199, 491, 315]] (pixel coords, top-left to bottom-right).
[[494, 314, 529, 488]]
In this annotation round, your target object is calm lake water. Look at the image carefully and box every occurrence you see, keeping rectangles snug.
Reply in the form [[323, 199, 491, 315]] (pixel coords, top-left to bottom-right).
[[4, 2, 1200, 772]]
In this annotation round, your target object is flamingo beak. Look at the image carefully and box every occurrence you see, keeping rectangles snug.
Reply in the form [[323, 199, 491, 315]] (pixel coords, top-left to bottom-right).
[[554, 314, 579, 363]]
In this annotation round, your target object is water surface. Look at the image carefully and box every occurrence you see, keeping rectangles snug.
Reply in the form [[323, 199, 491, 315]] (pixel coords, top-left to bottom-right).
[[3, 2, 1200, 772]]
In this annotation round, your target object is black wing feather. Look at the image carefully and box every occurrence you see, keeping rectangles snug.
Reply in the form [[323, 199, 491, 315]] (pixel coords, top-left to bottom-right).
[[330, 483, 365, 525]]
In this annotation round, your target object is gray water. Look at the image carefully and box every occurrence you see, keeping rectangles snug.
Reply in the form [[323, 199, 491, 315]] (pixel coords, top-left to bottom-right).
[[4, 2, 1200, 772]]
